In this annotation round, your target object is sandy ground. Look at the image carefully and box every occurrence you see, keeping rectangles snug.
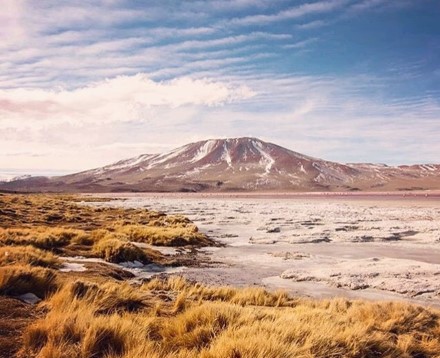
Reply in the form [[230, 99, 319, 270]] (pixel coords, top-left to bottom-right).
[[90, 193, 440, 307]]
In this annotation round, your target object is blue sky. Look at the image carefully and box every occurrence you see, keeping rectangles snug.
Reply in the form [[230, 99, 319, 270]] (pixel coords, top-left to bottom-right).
[[0, 0, 439, 176]]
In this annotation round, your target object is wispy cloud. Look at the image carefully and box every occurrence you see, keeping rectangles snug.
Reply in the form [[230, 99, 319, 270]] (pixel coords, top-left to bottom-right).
[[283, 38, 319, 49], [297, 20, 328, 30], [348, 0, 389, 12], [226, 0, 349, 26], [159, 32, 292, 52]]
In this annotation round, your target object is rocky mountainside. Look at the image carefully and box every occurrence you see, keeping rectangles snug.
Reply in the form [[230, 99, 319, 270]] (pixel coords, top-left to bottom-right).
[[1, 137, 440, 192]]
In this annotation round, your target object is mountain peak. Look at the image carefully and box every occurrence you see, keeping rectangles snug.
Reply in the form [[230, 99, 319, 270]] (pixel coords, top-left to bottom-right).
[[184, 136, 266, 149], [1, 137, 440, 193]]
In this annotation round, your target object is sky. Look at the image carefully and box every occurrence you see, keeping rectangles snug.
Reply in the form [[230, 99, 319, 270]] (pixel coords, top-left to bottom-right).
[[1, 0, 440, 177]]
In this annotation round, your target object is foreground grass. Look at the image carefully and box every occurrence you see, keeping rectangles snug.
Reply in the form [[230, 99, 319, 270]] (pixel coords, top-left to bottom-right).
[[1, 194, 440, 357], [0, 194, 213, 357], [13, 275, 440, 358]]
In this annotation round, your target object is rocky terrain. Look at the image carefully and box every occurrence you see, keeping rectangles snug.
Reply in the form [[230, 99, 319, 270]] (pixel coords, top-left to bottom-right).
[[1, 137, 440, 192]]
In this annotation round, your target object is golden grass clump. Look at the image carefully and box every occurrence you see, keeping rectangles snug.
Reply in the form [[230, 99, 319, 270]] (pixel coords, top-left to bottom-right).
[[120, 224, 212, 246], [18, 276, 440, 358], [0, 227, 85, 250], [21, 281, 154, 358], [48, 280, 150, 315], [149, 214, 192, 227], [92, 237, 151, 264], [145, 276, 293, 307], [0, 265, 58, 298], [0, 246, 60, 268]]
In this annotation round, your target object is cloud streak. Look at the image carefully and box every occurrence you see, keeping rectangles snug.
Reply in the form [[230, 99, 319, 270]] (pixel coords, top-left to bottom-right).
[[226, 0, 349, 26]]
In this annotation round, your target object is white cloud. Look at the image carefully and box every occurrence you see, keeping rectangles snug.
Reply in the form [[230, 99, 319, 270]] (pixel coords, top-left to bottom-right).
[[0, 74, 256, 127]]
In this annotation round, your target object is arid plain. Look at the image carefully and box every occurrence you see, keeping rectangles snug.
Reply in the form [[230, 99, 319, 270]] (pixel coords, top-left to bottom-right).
[[95, 192, 440, 306]]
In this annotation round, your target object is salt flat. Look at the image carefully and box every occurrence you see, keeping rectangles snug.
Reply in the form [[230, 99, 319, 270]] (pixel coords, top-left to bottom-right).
[[95, 193, 440, 306]]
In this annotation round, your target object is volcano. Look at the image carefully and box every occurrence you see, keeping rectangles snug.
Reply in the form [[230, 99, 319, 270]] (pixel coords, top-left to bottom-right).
[[1, 137, 440, 192]]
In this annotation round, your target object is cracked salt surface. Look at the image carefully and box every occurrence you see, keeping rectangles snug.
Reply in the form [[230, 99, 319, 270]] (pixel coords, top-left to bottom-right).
[[90, 194, 440, 305]]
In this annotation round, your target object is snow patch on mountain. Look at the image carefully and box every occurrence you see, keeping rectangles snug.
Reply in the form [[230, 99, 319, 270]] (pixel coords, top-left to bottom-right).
[[191, 140, 217, 163], [184, 164, 213, 177], [103, 154, 153, 172], [420, 165, 437, 172], [146, 145, 189, 169], [252, 139, 274, 175], [221, 143, 232, 168], [0, 174, 32, 182]]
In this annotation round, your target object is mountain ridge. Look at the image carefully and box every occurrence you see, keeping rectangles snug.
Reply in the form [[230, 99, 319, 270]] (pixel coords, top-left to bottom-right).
[[1, 137, 440, 193]]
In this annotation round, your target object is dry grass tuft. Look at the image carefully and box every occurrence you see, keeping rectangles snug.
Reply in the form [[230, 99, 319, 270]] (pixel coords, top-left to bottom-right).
[[62, 280, 149, 314], [121, 225, 212, 246], [81, 322, 125, 358], [0, 246, 60, 268], [92, 237, 151, 264], [0, 227, 83, 250], [0, 265, 58, 298], [145, 276, 293, 307], [0, 194, 216, 357], [0, 296, 40, 358]]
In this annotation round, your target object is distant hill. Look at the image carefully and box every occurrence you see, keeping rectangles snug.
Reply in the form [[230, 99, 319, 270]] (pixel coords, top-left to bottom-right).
[[1, 137, 440, 192]]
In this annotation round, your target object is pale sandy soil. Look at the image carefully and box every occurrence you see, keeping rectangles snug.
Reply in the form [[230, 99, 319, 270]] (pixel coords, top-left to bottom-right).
[[88, 193, 440, 307]]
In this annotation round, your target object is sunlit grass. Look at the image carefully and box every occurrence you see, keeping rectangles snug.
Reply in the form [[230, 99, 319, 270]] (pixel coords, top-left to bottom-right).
[[0, 194, 212, 247], [0, 265, 58, 298], [0, 246, 60, 268], [0, 227, 84, 250], [92, 238, 151, 263], [120, 224, 212, 246], [17, 276, 440, 358]]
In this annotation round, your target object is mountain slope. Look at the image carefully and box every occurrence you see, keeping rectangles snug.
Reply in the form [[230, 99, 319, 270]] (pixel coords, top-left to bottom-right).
[[1, 137, 440, 192]]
